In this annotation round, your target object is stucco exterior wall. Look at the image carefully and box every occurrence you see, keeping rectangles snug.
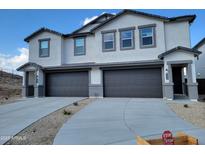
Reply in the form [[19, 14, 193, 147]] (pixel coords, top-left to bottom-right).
[[29, 32, 63, 67], [164, 21, 191, 50], [78, 23, 100, 33], [63, 14, 167, 64], [63, 37, 94, 64], [195, 44, 205, 79], [90, 67, 102, 85], [28, 14, 192, 67]]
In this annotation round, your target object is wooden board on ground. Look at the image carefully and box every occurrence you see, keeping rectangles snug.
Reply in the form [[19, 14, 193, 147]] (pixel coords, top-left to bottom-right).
[[137, 132, 198, 145]]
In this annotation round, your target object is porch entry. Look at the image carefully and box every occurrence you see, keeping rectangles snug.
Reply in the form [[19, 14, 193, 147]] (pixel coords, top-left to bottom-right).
[[172, 65, 188, 98]]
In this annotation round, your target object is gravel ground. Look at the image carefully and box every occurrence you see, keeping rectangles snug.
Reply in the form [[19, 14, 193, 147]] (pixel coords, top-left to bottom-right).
[[5, 98, 94, 145], [0, 96, 21, 105], [0, 71, 22, 105], [168, 102, 205, 129]]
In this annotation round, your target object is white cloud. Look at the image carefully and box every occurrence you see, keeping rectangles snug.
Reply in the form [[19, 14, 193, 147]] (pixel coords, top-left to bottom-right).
[[0, 47, 29, 74], [82, 12, 116, 26], [83, 15, 98, 25]]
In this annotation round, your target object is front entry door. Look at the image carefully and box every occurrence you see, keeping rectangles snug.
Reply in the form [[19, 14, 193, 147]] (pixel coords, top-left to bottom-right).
[[172, 67, 183, 94], [26, 72, 34, 97]]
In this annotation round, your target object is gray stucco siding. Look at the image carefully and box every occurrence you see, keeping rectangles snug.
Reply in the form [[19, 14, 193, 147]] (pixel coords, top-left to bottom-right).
[[29, 32, 63, 67]]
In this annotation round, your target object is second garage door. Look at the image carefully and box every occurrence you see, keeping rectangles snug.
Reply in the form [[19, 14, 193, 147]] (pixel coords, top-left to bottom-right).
[[103, 67, 162, 98], [46, 71, 89, 97]]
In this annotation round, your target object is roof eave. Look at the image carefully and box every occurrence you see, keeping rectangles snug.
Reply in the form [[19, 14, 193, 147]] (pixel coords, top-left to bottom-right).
[[63, 32, 94, 38], [17, 62, 43, 71], [166, 15, 196, 24], [193, 37, 205, 49]]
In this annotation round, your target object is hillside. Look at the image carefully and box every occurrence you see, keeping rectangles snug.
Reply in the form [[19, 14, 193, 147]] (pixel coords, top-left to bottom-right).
[[0, 71, 22, 104]]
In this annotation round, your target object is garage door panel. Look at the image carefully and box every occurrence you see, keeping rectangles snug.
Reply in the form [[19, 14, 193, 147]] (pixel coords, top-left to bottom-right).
[[46, 71, 88, 97], [103, 68, 162, 98]]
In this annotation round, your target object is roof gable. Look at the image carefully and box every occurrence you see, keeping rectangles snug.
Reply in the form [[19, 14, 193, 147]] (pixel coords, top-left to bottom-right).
[[24, 27, 63, 42], [71, 13, 114, 34], [193, 37, 205, 49], [17, 62, 43, 71], [158, 46, 201, 59], [24, 10, 196, 42], [91, 9, 196, 32]]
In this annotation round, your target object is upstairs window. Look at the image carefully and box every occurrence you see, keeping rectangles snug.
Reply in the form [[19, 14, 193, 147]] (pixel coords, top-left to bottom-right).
[[39, 39, 50, 57], [102, 31, 116, 51], [74, 37, 86, 56], [139, 25, 156, 48], [120, 28, 135, 50]]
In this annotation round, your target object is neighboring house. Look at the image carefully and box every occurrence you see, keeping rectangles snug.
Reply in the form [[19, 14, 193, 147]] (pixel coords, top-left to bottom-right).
[[193, 38, 205, 95], [17, 9, 201, 101]]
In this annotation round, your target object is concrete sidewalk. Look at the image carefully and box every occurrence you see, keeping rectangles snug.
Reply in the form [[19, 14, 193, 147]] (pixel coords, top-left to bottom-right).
[[54, 98, 205, 145], [0, 97, 85, 145]]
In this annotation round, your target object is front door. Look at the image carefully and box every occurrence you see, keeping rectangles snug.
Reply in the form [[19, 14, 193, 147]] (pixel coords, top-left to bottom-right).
[[172, 67, 183, 94], [26, 71, 35, 97]]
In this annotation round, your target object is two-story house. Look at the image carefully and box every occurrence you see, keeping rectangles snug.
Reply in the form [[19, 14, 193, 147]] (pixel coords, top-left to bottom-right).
[[17, 9, 201, 101], [193, 38, 205, 96]]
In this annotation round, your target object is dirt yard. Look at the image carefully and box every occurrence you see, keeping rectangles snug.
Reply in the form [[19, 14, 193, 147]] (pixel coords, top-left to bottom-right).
[[5, 98, 93, 145], [168, 102, 205, 129], [0, 71, 22, 105]]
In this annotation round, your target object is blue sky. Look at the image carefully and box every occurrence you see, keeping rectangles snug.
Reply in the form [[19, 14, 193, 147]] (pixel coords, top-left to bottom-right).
[[0, 9, 205, 71], [0, 9, 205, 55]]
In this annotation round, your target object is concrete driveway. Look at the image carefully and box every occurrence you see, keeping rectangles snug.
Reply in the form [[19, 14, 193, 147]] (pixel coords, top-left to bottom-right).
[[0, 97, 85, 145], [54, 98, 205, 145]]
